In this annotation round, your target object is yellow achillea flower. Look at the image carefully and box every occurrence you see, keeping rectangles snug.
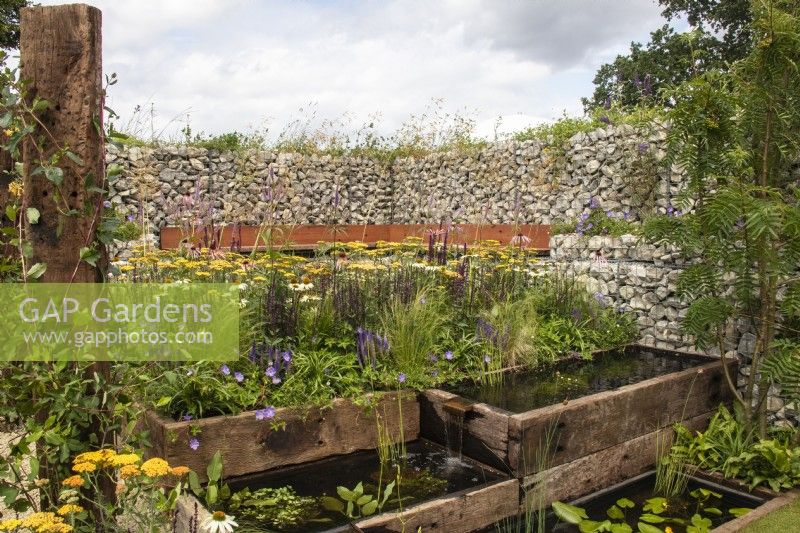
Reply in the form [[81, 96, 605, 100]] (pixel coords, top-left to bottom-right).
[[140, 458, 171, 477], [7, 181, 23, 198], [19, 512, 73, 533], [0, 518, 22, 531], [57, 504, 84, 516], [61, 475, 85, 488], [71, 462, 96, 473], [119, 464, 141, 479], [170, 466, 191, 476], [74, 448, 116, 467], [111, 453, 140, 467]]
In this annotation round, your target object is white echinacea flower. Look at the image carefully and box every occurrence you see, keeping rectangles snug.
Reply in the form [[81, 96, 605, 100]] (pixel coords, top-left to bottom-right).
[[202, 511, 238, 533]]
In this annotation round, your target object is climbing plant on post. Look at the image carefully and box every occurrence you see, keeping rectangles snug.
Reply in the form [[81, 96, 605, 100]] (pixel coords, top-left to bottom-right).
[[18, 3, 114, 518]]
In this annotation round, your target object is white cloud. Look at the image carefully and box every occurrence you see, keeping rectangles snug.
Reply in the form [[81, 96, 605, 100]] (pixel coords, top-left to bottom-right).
[[38, 0, 669, 141]]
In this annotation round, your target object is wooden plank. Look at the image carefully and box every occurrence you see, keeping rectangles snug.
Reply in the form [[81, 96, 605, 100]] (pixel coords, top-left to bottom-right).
[[356, 479, 519, 532], [508, 360, 735, 477], [522, 411, 713, 507], [419, 389, 511, 473], [158, 223, 551, 251], [145, 392, 420, 481]]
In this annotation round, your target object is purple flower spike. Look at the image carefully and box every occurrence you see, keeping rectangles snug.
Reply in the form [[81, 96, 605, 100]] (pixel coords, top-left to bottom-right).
[[282, 350, 292, 362], [220, 364, 230, 376], [484, 355, 491, 364], [234, 371, 244, 383], [181, 415, 193, 422], [444, 351, 454, 360], [265, 366, 277, 378], [272, 376, 282, 385], [398, 373, 407, 383], [188, 437, 200, 451], [429, 354, 438, 362]]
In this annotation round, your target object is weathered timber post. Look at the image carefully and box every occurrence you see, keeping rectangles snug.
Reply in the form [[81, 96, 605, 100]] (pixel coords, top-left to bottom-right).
[[19, 4, 113, 523], [20, 4, 107, 281]]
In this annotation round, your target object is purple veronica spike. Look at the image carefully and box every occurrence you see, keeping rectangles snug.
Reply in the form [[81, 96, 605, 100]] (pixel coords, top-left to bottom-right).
[[444, 351, 454, 360], [189, 437, 200, 450], [272, 376, 282, 385], [181, 415, 192, 422], [234, 371, 244, 383], [398, 373, 407, 383], [220, 364, 230, 376], [265, 366, 277, 378]]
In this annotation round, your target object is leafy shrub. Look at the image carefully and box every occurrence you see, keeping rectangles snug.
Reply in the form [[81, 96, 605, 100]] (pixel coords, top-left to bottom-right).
[[670, 406, 800, 491]]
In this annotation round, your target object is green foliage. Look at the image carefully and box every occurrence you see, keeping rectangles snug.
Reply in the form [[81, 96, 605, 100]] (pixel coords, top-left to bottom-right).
[[670, 406, 800, 491], [188, 450, 231, 510], [553, 485, 749, 533], [585, 0, 753, 109], [0, 0, 29, 50], [228, 486, 321, 529], [642, 0, 800, 434], [321, 480, 396, 519], [381, 287, 451, 382]]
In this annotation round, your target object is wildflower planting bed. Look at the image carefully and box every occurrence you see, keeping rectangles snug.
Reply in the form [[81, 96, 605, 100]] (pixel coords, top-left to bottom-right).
[[420, 346, 737, 503]]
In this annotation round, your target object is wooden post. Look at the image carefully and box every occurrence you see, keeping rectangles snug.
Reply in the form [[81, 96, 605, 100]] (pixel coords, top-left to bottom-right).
[[19, 4, 113, 520], [20, 3, 107, 282]]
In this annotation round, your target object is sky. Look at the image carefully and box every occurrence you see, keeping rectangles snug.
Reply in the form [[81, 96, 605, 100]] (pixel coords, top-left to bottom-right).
[[37, 0, 677, 142]]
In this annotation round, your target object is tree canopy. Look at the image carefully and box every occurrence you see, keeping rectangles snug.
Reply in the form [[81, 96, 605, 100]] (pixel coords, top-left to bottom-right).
[[583, 0, 752, 110], [0, 0, 30, 50]]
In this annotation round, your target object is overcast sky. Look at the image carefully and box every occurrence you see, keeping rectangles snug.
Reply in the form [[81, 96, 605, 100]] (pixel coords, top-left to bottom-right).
[[37, 0, 677, 142]]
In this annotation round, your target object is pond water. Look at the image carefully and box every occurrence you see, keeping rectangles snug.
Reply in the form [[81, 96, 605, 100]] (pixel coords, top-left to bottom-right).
[[226, 439, 504, 532], [548, 471, 764, 533], [446, 347, 709, 413]]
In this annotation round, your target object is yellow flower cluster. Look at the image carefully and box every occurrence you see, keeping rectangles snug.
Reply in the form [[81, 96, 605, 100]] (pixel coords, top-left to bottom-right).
[[7, 181, 23, 198], [140, 458, 171, 477], [0, 512, 72, 533], [56, 504, 83, 516], [64, 448, 189, 481]]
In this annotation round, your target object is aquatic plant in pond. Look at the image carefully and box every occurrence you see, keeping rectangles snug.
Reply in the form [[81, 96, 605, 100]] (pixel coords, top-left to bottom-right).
[[552, 484, 753, 533], [227, 486, 321, 530]]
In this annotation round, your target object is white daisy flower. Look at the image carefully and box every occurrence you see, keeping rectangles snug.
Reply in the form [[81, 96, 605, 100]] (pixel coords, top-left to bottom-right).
[[202, 511, 238, 533]]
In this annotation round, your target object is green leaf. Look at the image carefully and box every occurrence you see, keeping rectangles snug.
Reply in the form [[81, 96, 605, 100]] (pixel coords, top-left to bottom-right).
[[321, 496, 344, 513], [44, 166, 63, 185], [336, 486, 354, 501], [361, 499, 378, 516], [637, 524, 663, 533], [552, 501, 589, 525], [639, 513, 666, 524], [704, 507, 722, 516], [643, 497, 668, 514], [579, 519, 609, 533], [616, 498, 635, 509], [79, 247, 100, 267], [5, 204, 16, 222], [610, 524, 633, 533], [32, 99, 50, 113], [26, 263, 46, 279], [26, 207, 39, 224], [353, 481, 364, 497], [206, 484, 218, 505], [356, 494, 373, 506], [0, 111, 11, 127], [607, 504, 625, 520], [65, 151, 84, 165], [381, 480, 396, 506], [729, 507, 752, 517], [206, 451, 223, 483]]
